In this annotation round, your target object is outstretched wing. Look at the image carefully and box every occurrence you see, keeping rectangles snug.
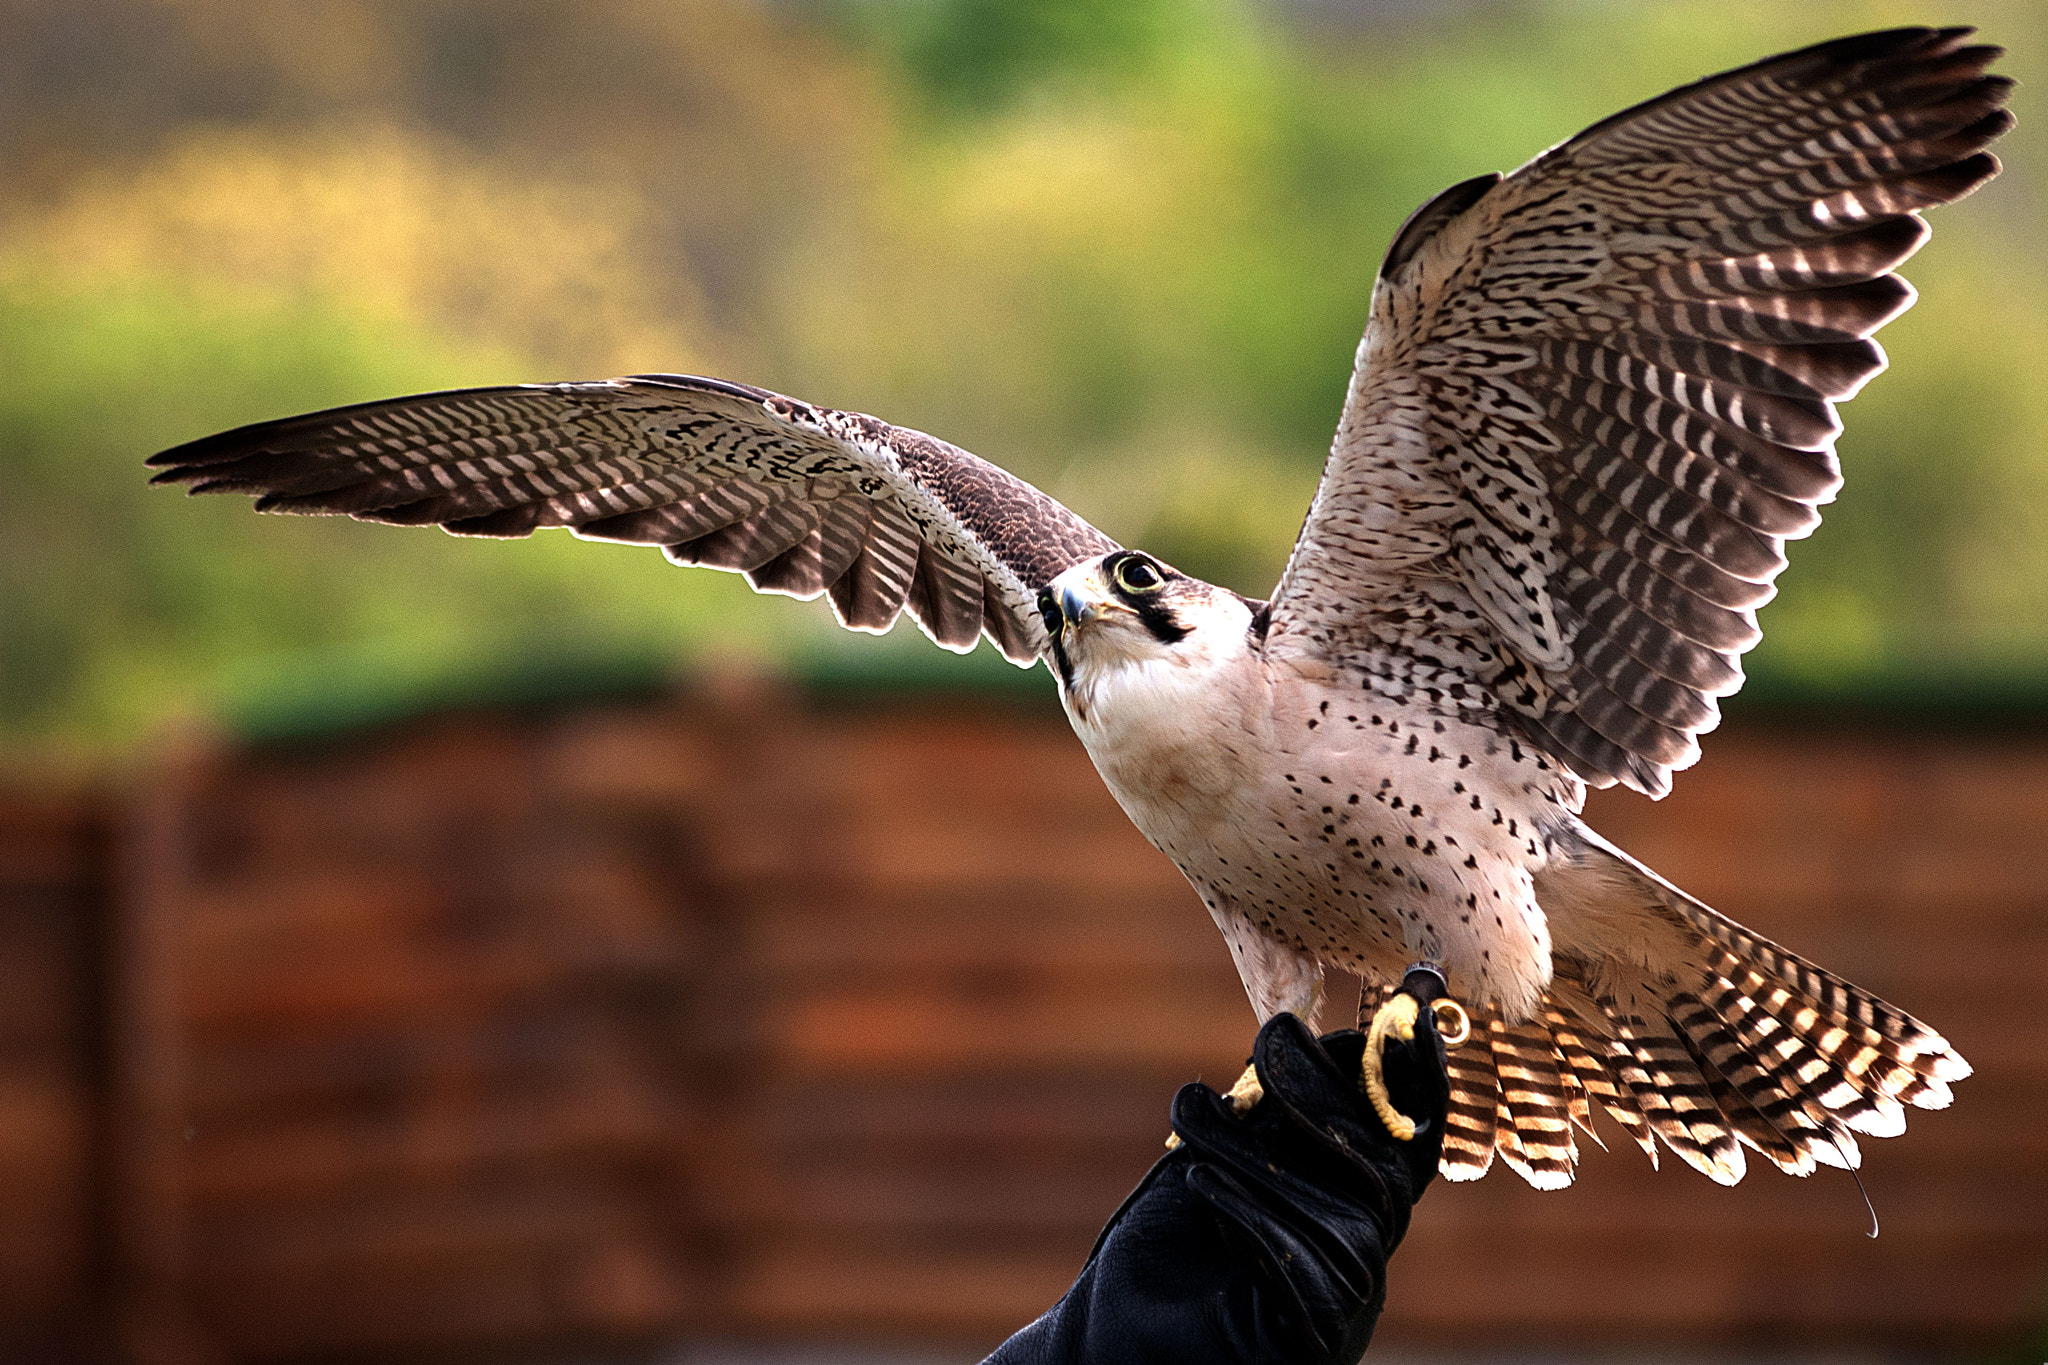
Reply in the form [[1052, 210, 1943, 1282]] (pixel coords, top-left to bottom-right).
[[149, 373, 1117, 664], [1267, 28, 2010, 795]]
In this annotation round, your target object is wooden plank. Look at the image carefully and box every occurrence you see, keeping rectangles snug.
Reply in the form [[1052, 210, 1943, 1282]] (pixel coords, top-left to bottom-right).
[[0, 1072, 93, 1319], [188, 1181, 701, 1355], [0, 791, 102, 885], [0, 786, 103, 1344], [770, 977, 1255, 1078], [694, 1158, 1143, 1236], [749, 892, 1222, 973], [185, 1078, 684, 1204], [183, 1010, 682, 1121], [111, 742, 230, 1364], [743, 1073, 1185, 1151], [193, 1227, 693, 1357], [0, 890, 91, 1057], [717, 1238, 1077, 1342]]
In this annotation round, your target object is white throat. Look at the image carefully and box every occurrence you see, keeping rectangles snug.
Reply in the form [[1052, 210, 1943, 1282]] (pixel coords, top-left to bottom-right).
[[1056, 589, 1265, 809]]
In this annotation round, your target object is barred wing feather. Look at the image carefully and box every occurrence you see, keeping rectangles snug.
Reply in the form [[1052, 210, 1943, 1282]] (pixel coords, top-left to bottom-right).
[[148, 374, 1117, 665], [1268, 27, 2011, 795]]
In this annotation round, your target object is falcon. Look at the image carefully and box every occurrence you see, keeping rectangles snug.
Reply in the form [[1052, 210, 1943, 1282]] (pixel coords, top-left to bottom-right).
[[151, 29, 2008, 1188]]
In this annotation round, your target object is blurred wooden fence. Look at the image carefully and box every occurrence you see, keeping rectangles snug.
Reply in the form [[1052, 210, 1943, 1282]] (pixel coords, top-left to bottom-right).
[[2, 680, 2045, 1362]]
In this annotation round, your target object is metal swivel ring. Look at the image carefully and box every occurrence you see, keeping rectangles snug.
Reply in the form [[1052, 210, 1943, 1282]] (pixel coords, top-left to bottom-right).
[[1430, 997, 1471, 1047]]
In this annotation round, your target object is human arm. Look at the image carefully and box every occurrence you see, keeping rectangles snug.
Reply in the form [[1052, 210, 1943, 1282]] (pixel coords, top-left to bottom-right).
[[985, 978, 1451, 1365]]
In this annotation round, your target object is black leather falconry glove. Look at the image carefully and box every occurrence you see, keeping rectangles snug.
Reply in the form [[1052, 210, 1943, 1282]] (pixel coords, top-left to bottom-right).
[[984, 968, 1452, 1365]]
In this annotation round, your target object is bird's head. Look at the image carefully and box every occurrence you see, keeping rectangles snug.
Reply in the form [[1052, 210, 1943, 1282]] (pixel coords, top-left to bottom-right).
[[1039, 551, 1260, 721]]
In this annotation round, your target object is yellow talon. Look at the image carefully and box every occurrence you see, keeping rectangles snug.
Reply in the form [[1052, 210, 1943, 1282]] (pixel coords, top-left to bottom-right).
[[1224, 1062, 1264, 1115], [1170, 986, 1468, 1151], [1363, 993, 1423, 1141]]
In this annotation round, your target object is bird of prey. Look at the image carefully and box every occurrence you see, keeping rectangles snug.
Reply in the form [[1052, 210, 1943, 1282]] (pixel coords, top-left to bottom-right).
[[151, 29, 2008, 1189]]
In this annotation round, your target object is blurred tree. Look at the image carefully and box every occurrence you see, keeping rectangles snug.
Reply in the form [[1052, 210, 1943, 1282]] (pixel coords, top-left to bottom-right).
[[844, 0, 1211, 113], [0, 0, 875, 337], [7, 126, 711, 377], [0, 0, 2040, 754]]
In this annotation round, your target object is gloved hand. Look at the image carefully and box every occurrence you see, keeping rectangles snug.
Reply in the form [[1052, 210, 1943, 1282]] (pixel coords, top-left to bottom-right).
[[984, 971, 1452, 1365]]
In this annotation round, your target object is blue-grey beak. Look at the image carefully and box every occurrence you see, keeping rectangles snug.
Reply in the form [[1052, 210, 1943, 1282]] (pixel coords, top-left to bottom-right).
[[1059, 584, 1097, 628]]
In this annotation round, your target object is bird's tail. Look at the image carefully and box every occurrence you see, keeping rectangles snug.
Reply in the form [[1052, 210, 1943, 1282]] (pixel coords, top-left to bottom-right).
[[1364, 836, 1970, 1190]]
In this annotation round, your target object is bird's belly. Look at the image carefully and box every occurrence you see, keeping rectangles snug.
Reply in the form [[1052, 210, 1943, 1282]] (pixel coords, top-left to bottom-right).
[[1075, 660, 1570, 1018]]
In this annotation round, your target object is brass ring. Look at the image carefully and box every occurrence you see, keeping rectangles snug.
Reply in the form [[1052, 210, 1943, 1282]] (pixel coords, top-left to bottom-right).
[[1430, 997, 1471, 1047]]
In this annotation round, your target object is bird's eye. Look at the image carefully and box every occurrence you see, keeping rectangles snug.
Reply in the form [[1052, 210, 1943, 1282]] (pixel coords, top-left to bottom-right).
[[1038, 589, 1064, 636], [1114, 557, 1164, 595]]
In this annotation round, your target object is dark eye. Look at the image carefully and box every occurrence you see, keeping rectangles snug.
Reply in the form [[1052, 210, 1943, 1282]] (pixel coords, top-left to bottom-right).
[[1114, 556, 1164, 595], [1038, 589, 1063, 636]]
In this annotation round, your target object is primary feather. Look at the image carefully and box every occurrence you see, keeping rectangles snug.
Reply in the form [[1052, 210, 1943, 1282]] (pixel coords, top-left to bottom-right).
[[1268, 25, 2011, 797]]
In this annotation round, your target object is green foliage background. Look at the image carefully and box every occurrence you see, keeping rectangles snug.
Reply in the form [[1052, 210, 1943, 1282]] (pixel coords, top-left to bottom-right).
[[1, 0, 2041, 757]]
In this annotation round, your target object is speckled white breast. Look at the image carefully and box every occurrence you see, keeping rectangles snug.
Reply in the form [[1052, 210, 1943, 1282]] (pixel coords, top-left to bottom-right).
[[1067, 651, 1577, 1021]]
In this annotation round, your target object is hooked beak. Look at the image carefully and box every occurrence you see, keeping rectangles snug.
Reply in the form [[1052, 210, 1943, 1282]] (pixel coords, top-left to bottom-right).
[[1048, 565, 1120, 636], [1059, 583, 1098, 629]]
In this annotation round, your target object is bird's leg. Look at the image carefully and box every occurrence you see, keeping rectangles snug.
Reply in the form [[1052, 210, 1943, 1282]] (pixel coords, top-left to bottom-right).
[[1362, 963, 1468, 1141], [1214, 927, 1322, 1119]]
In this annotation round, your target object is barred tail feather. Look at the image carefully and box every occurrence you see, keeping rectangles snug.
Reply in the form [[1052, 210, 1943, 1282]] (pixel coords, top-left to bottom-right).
[[1701, 953, 1910, 1136], [1539, 999, 1608, 1152], [1356, 843, 1963, 1192], [1592, 989, 1747, 1185], [1441, 1027, 1502, 1181], [1489, 1016, 1579, 1189], [1673, 899, 1970, 1087], [1667, 989, 1820, 1176], [1545, 992, 1652, 1161], [1420, 965, 1892, 1188], [1455, 823, 1974, 1190], [1622, 840, 1970, 1122]]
